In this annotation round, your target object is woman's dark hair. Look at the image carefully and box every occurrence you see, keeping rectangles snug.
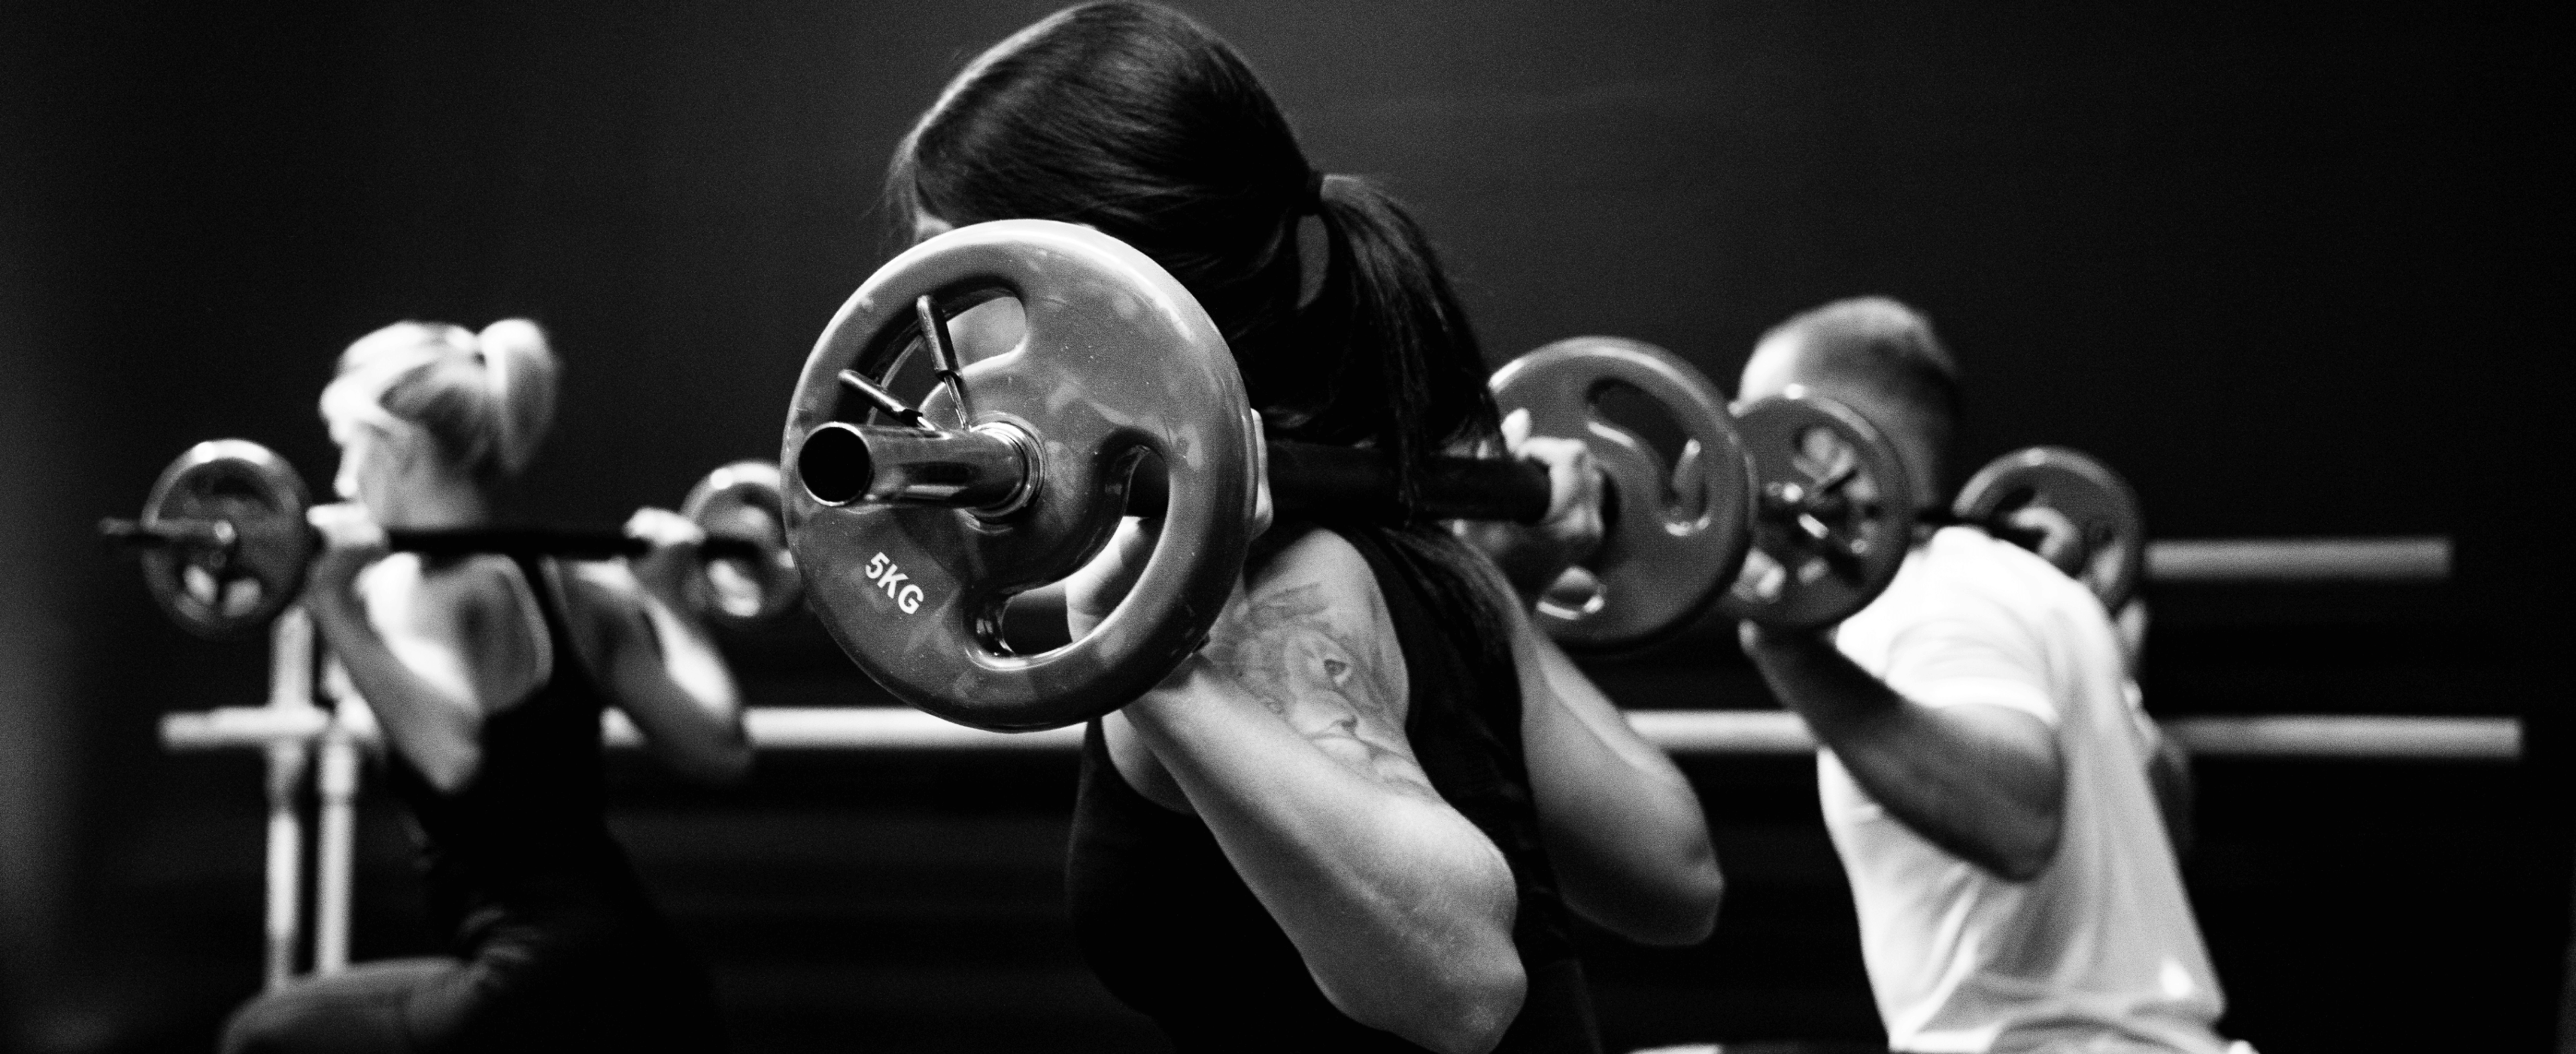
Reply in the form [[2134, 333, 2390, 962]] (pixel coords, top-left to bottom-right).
[[886, 1, 1499, 508]]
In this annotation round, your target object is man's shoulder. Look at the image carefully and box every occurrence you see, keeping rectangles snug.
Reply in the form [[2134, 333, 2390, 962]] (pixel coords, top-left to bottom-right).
[[1916, 526, 2105, 611], [1923, 523, 2053, 571], [1871, 528, 2048, 615], [1836, 528, 2086, 664], [1882, 528, 2135, 686]]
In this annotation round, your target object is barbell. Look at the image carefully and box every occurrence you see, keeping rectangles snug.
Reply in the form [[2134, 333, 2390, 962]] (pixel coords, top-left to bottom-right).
[[102, 441, 803, 639], [778, 220, 1923, 731]]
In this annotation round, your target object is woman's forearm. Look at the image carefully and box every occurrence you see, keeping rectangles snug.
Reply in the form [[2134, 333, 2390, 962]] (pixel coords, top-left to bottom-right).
[[305, 591, 482, 789], [1523, 636, 1722, 944], [611, 584, 750, 783], [1124, 666, 1526, 1054], [636, 589, 741, 720]]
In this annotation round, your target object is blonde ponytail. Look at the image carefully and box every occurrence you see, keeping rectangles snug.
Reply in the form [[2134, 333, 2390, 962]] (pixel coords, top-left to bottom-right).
[[473, 318, 557, 478], [320, 317, 560, 489]]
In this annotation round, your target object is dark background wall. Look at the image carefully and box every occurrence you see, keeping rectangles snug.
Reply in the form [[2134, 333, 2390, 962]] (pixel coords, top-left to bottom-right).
[[1, 1, 2567, 1051]]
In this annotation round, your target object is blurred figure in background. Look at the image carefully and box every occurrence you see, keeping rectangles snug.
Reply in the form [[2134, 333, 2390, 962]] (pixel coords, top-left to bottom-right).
[[1730, 298, 2237, 1054], [222, 319, 748, 1053]]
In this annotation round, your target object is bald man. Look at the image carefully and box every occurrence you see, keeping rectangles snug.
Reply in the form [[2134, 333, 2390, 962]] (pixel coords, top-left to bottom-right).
[[1733, 298, 2244, 1053]]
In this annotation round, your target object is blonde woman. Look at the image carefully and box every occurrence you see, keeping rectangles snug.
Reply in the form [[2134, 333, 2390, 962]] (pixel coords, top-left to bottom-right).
[[222, 320, 746, 1053]]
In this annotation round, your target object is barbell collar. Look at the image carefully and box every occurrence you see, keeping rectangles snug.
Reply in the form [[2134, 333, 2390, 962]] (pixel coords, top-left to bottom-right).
[[794, 420, 1034, 513]]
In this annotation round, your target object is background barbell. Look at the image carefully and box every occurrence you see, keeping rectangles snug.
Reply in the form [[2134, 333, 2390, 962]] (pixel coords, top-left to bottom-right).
[[102, 443, 805, 638]]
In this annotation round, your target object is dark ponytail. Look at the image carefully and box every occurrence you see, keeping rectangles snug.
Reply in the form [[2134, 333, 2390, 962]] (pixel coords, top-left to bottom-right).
[[1279, 173, 1500, 506], [887, 1, 1499, 513]]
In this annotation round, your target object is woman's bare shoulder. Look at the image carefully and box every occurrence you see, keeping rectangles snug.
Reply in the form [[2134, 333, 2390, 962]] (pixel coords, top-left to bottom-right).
[[392, 554, 519, 617], [1246, 526, 1386, 629], [1214, 526, 1430, 796]]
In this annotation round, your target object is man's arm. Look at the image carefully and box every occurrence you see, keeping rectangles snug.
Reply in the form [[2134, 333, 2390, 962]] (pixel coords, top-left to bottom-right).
[[1741, 624, 2065, 881], [2128, 695, 2196, 860], [2148, 734, 2196, 859], [2115, 601, 2196, 860]]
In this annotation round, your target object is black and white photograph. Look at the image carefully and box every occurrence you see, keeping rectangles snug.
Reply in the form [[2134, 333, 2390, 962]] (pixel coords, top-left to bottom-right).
[[0, 3, 2566, 1051]]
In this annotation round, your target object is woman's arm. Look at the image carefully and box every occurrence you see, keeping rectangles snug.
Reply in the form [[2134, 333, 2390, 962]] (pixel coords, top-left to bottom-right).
[[1451, 408, 1723, 942], [568, 558, 751, 785], [1092, 525, 1526, 1054], [301, 504, 501, 791], [572, 508, 750, 783], [1509, 615, 1724, 945]]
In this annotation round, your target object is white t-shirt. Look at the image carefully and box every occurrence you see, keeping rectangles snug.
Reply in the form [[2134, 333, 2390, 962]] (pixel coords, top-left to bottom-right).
[[1822, 526, 2233, 1054]]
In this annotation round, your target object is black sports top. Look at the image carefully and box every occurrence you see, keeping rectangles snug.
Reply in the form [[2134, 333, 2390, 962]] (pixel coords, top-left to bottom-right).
[[361, 556, 723, 1052], [1066, 523, 1603, 1053], [382, 555, 656, 935]]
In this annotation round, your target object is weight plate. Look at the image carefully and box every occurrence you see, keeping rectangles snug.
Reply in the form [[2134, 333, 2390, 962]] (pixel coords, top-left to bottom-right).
[[138, 440, 313, 640], [1953, 446, 2144, 611], [1716, 393, 1915, 631], [782, 220, 1257, 732], [1490, 337, 1751, 650], [681, 460, 803, 631]]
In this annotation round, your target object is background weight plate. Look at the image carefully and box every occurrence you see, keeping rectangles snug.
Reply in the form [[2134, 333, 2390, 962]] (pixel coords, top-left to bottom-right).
[[681, 459, 803, 631], [1954, 445, 2145, 611], [138, 440, 312, 640], [1491, 336, 1752, 651], [1716, 394, 1915, 631]]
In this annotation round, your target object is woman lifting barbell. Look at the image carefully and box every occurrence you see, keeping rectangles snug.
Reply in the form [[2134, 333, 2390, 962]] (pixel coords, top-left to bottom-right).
[[878, 5, 1724, 1052], [220, 319, 743, 1053]]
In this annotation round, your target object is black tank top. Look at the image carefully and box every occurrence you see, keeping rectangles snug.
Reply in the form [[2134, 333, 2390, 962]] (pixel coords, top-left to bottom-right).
[[1066, 524, 1603, 1053], [383, 555, 653, 935]]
